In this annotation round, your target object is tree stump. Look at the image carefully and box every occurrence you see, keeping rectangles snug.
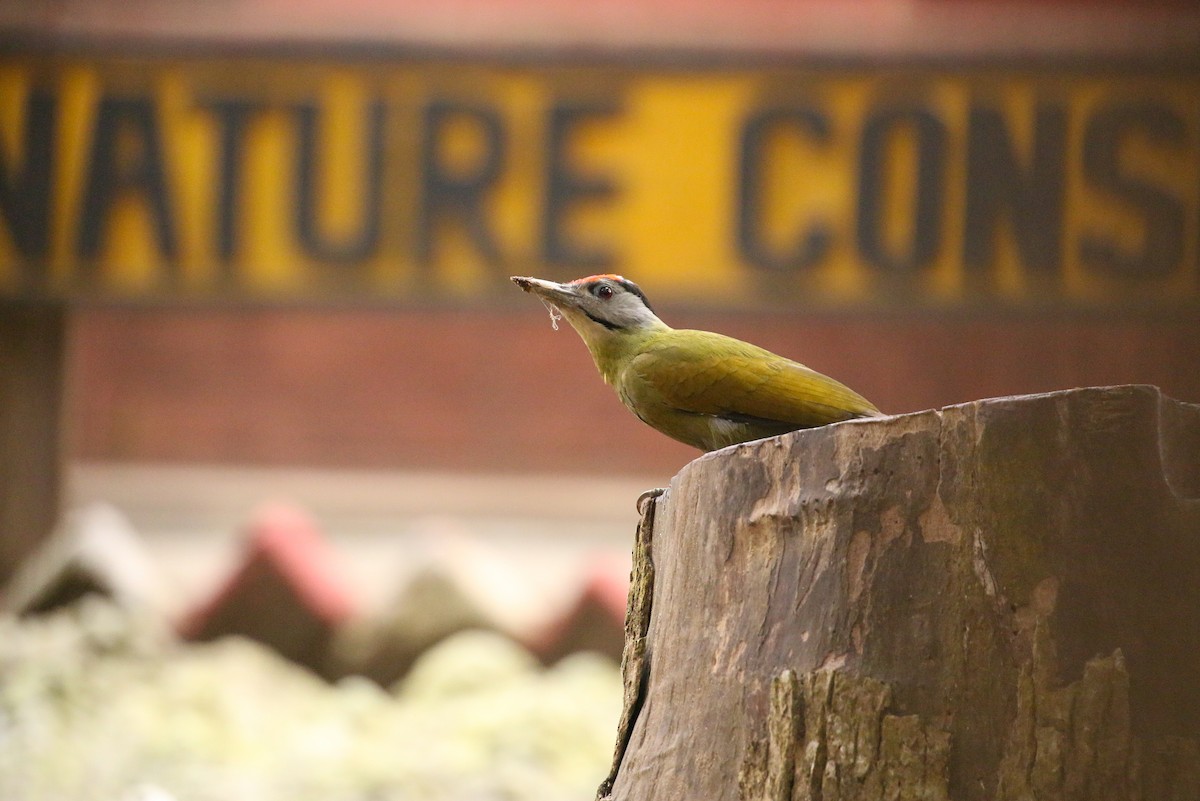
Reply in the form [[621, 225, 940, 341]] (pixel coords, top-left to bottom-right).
[[601, 385, 1200, 801]]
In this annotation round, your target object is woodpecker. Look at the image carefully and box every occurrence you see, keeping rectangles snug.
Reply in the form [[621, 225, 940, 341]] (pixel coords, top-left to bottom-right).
[[512, 274, 882, 452]]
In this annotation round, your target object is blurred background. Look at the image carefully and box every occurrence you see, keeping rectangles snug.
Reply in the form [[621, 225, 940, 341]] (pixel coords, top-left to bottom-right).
[[1, 0, 1199, 799]]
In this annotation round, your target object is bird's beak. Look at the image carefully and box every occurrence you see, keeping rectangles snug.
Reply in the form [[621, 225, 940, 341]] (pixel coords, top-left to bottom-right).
[[510, 276, 583, 309]]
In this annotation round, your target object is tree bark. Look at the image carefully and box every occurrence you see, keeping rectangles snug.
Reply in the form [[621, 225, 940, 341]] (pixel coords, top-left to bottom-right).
[[602, 385, 1200, 801]]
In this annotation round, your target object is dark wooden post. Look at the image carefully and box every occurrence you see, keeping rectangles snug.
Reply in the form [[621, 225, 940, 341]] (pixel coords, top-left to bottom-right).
[[0, 304, 65, 588], [602, 385, 1200, 801]]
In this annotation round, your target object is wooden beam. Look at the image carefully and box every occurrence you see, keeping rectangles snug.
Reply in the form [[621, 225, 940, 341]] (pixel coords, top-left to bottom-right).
[[0, 304, 65, 589]]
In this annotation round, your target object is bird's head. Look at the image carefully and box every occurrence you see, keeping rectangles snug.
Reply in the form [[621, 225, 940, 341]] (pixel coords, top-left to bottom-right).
[[511, 274, 666, 347]]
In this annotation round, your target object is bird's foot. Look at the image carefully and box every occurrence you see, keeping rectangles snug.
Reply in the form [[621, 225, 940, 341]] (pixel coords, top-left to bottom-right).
[[636, 487, 667, 516]]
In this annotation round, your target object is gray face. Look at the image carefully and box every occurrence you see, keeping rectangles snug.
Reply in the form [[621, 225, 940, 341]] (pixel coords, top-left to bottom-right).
[[511, 275, 663, 333]]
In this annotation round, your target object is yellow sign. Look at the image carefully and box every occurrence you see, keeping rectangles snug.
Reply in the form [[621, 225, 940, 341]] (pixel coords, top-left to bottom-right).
[[0, 54, 1197, 308]]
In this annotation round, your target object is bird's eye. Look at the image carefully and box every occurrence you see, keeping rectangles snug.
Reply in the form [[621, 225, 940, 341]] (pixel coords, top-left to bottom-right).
[[595, 284, 614, 300]]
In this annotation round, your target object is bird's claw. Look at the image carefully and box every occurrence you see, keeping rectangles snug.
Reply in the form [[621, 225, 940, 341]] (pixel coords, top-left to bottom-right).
[[637, 487, 667, 516]]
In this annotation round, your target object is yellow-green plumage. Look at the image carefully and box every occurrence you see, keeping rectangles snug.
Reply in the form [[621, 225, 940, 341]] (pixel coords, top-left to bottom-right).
[[616, 330, 879, 450], [512, 274, 882, 451]]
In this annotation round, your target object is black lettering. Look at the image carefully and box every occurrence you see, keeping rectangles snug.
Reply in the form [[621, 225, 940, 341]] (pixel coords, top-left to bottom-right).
[[856, 106, 947, 272], [78, 95, 177, 263], [1080, 102, 1187, 278], [294, 100, 384, 263], [199, 97, 267, 265], [964, 103, 1067, 273], [418, 101, 505, 265], [0, 89, 55, 263], [542, 100, 619, 269], [737, 106, 833, 271]]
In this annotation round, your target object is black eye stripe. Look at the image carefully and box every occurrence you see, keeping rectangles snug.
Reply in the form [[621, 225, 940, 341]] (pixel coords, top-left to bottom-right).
[[581, 276, 655, 313], [616, 279, 654, 312]]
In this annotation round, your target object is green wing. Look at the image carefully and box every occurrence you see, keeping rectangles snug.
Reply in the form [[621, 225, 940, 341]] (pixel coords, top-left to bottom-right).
[[620, 330, 881, 430]]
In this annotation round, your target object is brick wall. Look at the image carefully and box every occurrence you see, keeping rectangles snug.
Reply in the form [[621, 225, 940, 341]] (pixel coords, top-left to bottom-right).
[[67, 307, 1200, 475]]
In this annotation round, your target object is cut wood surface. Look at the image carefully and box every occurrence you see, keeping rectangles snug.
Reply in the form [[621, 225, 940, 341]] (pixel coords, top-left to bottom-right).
[[602, 385, 1200, 801]]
